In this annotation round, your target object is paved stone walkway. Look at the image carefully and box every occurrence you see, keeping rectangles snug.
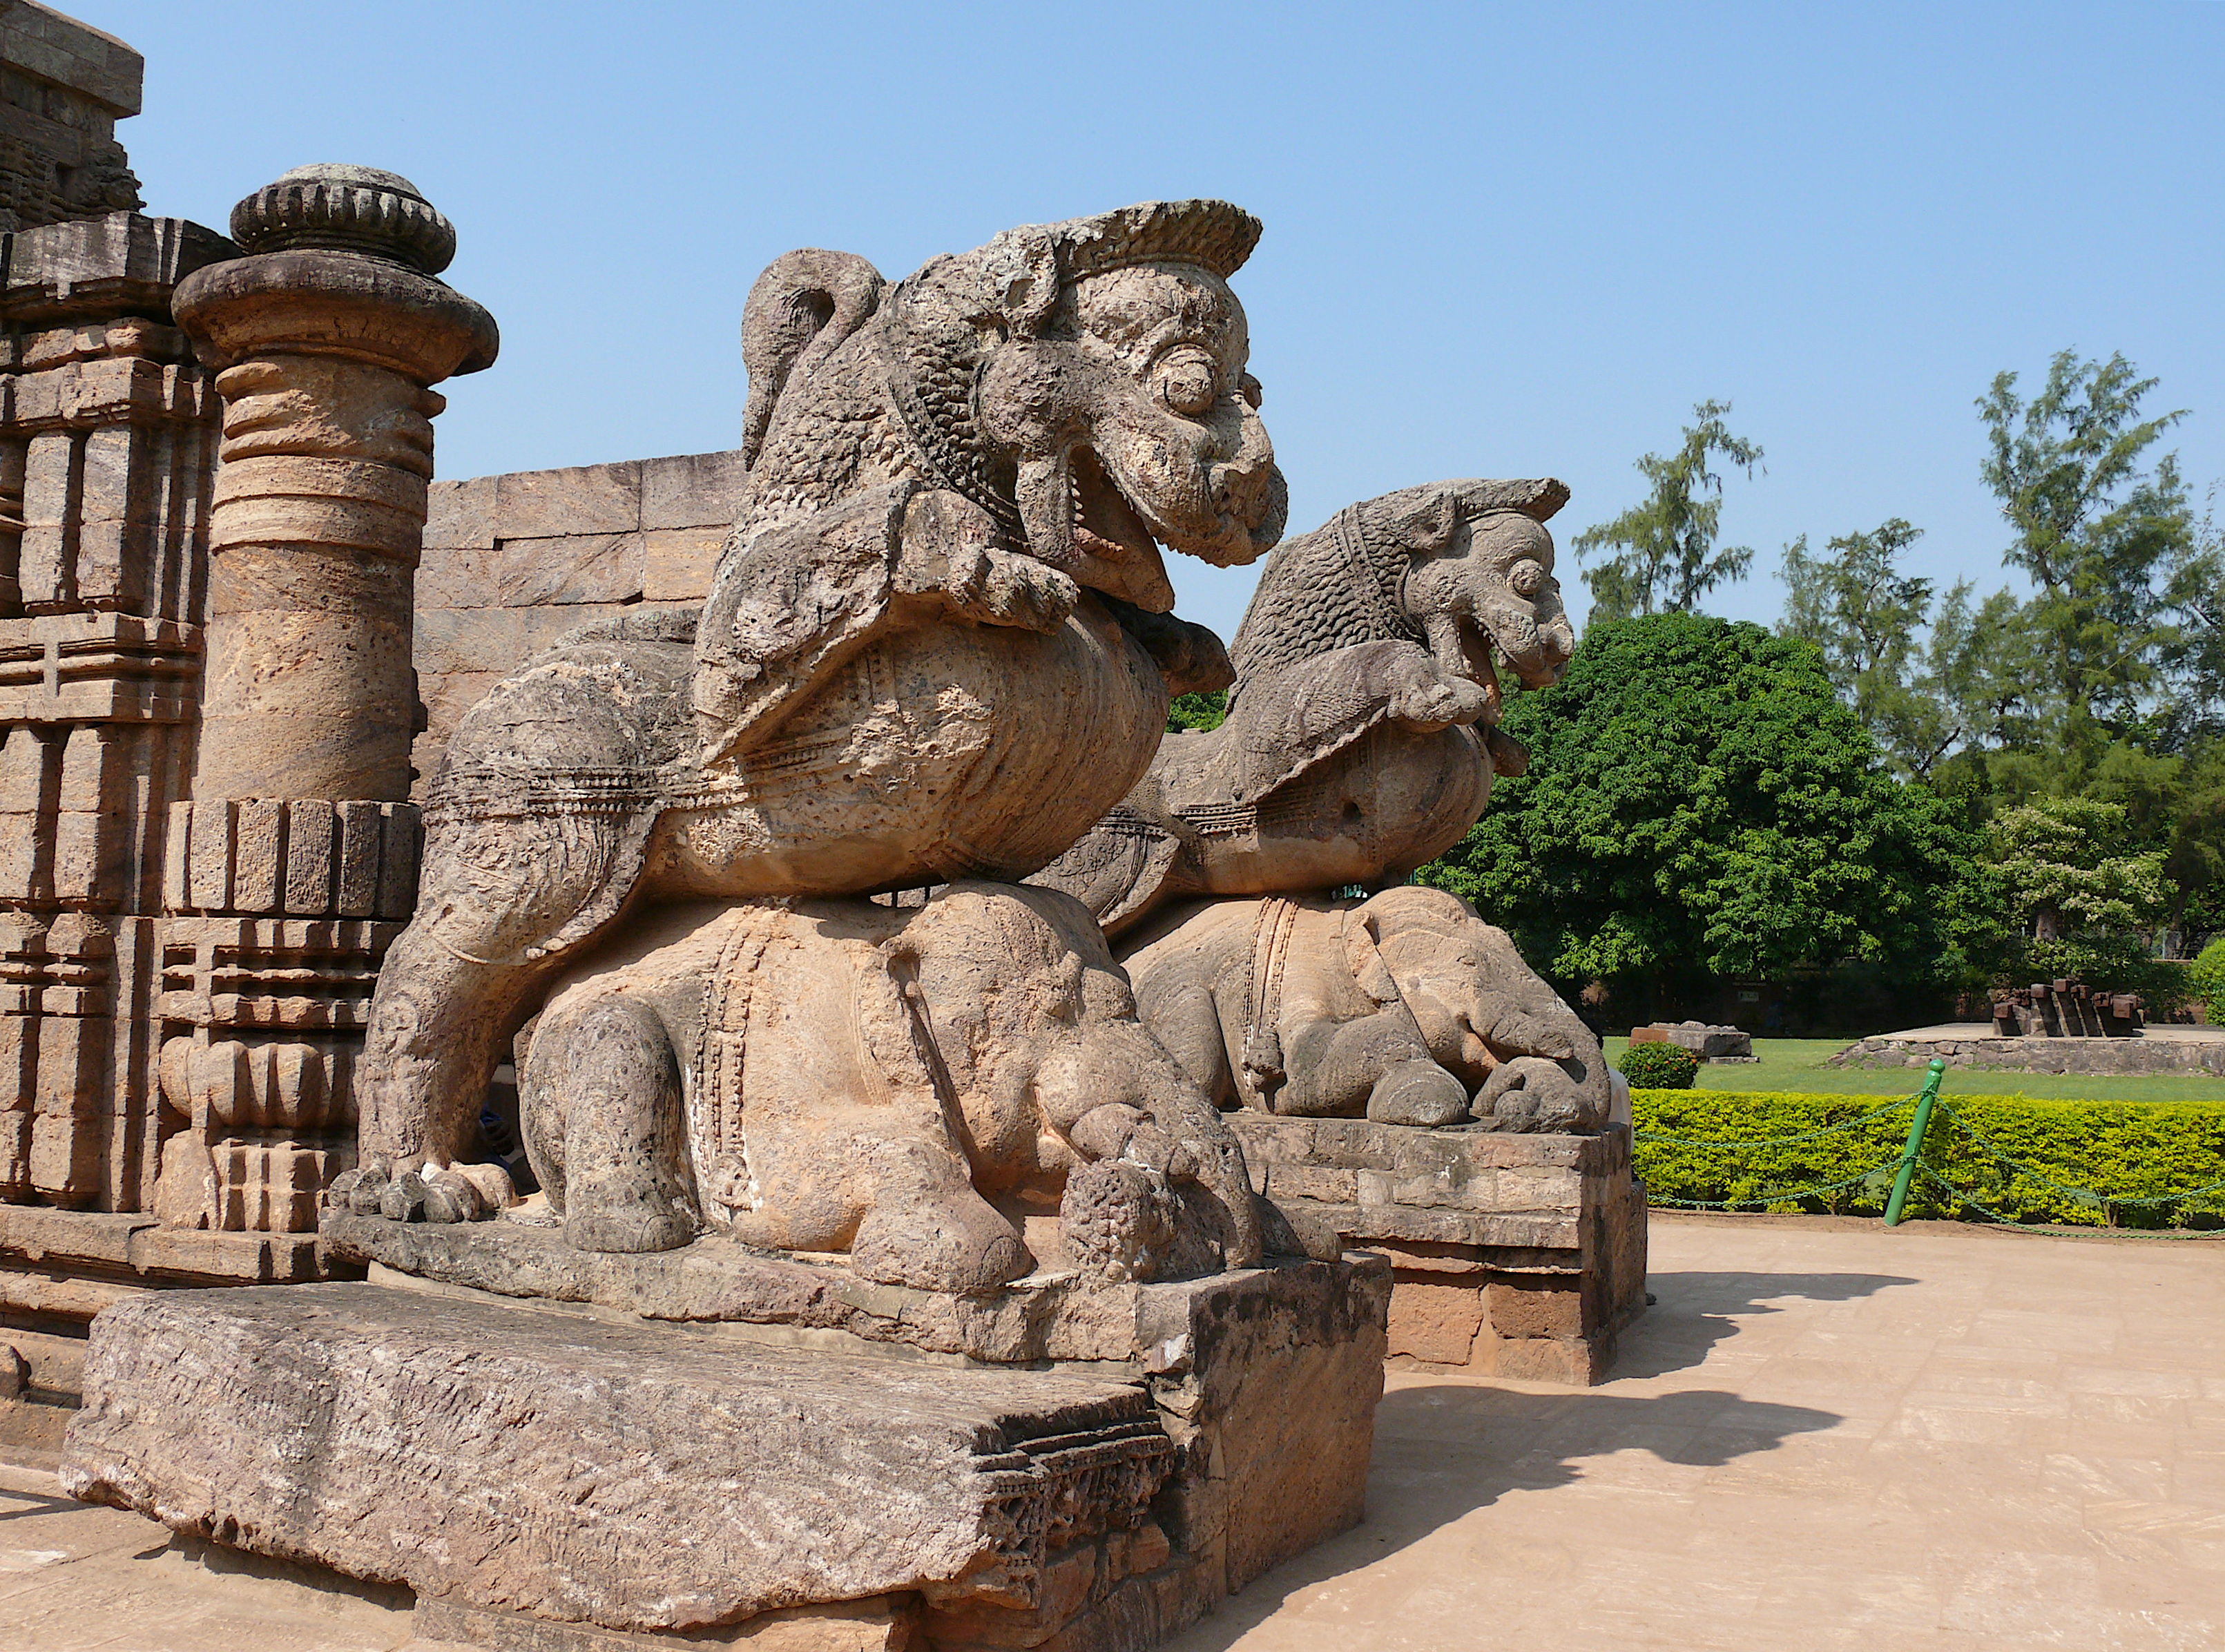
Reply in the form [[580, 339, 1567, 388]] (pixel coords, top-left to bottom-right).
[[2, 1213, 2219, 1649]]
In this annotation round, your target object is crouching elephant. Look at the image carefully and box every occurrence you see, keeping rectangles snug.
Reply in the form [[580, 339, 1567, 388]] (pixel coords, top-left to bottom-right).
[[1121, 884, 1610, 1133], [351, 884, 1261, 1294]]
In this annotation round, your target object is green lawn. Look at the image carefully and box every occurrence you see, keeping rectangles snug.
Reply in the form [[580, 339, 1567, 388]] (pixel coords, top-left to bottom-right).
[[1603, 1035, 2225, 1104]]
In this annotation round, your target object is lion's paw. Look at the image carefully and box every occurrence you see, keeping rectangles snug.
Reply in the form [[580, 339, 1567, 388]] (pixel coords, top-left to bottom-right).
[[946, 545, 1079, 634], [1387, 658, 1490, 731]]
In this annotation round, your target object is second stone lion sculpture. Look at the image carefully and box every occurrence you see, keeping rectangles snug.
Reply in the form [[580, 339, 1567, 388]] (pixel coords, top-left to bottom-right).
[[1037, 479, 1612, 1133], [342, 200, 1287, 1284]]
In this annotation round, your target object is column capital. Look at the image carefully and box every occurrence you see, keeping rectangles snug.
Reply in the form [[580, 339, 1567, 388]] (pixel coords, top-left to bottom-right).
[[172, 165, 497, 384]]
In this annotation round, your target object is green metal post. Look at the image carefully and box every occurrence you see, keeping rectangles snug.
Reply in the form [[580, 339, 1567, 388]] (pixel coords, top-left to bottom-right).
[[1884, 1058, 1947, 1226]]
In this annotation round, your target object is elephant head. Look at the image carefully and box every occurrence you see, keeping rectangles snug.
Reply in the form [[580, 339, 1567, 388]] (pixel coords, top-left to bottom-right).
[[1361, 885, 1611, 1133], [1371, 478, 1577, 731]]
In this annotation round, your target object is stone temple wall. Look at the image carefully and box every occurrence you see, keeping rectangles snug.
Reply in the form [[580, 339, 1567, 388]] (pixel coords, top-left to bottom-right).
[[413, 451, 743, 796], [0, 1, 142, 231], [0, 6, 239, 1226]]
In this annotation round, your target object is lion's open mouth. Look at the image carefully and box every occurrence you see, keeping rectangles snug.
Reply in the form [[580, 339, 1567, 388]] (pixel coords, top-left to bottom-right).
[[1069, 446, 1175, 611], [1424, 613, 1505, 724]]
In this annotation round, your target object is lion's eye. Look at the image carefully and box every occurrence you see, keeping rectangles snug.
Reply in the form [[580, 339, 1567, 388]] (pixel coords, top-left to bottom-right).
[[1509, 559, 1547, 599], [1157, 351, 1219, 417]]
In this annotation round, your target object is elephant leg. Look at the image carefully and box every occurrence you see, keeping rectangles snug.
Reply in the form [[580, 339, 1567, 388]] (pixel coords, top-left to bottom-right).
[[1280, 1010, 1469, 1126], [520, 995, 695, 1255], [847, 1134, 1030, 1293]]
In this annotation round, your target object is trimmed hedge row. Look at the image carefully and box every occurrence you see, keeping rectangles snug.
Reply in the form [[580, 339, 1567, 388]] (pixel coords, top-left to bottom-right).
[[1631, 1088, 2225, 1229]]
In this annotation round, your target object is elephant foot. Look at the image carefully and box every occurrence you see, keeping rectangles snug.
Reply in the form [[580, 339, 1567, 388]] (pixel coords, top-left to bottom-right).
[[849, 1189, 1030, 1294], [329, 1158, 515, 1224], [1365, 1059, 1471, 1126], [564, 1175, 695, 1254]]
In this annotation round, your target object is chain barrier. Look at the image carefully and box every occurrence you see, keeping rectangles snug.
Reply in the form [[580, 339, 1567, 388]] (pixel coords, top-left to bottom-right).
[[1633, 1056, 2225, 1228], [1644, 1162, 1903, 1211]]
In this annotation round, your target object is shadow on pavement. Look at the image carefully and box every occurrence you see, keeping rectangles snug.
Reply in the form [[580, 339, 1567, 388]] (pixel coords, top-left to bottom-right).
[[1167, 1383, 1842, 1651], [1163, 1268, 1914, 1650], [1610, 1268, 1920, 1379]]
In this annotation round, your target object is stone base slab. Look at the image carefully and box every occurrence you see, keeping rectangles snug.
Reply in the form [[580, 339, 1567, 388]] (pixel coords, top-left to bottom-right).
[[0, 1203, 360, 1452], [1832, 1030, 2225, 1077], [323, 1211, 1147, 1367], [61, 1253, 1387, 1649], [416, 1591, 920, 1649], [1232, 1115, 1647, 1384]]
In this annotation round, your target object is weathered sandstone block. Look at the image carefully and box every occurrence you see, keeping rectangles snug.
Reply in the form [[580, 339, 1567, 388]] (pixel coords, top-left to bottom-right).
[[64, 1249, 1389, 1646], [1235, 1113, 1646, 1384]]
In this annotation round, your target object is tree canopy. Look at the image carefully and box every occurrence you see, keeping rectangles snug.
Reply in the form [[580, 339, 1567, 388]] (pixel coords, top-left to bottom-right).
[[1573, 401, 1763, 622], [1421, 613, 1992, 998]]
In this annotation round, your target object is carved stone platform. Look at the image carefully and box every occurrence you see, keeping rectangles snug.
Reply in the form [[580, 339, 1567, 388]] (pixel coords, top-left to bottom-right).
[[61, 1242, 1388, 1651], [0, 1203, 358, 1455], [1232, 1115, 1647, 1383]]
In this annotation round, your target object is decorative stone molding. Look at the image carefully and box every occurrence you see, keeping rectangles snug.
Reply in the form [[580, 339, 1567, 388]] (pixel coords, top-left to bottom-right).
[[148, 164, 494, 1232]]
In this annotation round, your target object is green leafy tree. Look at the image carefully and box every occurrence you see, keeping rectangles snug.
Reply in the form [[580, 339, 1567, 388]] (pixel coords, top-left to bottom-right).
[[1166, 689, 1226, 733], [1422, 613, 1997, 1008], [1978, 351, 2198, 752], [1779, 518, 1958, 774], [1575, 401, 1763, 622], [2189, 937, 2225, 1017], [1987, 796, 2167, 941]]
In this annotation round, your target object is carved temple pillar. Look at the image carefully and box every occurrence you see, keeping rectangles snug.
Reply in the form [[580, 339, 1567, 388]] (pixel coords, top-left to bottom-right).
[[153, 166, 497, 1231]]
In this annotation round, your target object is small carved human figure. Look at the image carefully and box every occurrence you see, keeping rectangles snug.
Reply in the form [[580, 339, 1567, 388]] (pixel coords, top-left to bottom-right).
[[1121, 885, 1610, 1133], [434, 884, 1258, 1290], [352, 202, 1289, 1209]]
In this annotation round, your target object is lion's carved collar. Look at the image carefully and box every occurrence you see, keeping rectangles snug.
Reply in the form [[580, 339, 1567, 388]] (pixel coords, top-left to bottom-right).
[[879, 283, 1023, 533]]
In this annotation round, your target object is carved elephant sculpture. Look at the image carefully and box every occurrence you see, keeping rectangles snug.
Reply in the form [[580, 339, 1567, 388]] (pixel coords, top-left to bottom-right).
[[1121, 884, 1610, 1133], [474, 883, 1262, 1291]]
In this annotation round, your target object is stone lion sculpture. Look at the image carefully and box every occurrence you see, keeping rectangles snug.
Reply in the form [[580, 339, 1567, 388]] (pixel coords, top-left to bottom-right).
[[1120, 885, 1610, 1132], [349, 200, 1287, 1227], [1034, 478, 1573, 934], [497, 883, 1260, 1289], [1034, 478, 1609, 1133]]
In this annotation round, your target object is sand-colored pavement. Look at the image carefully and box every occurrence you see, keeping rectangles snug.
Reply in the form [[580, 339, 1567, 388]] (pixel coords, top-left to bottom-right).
[[3, 1213, 2220, 1650]]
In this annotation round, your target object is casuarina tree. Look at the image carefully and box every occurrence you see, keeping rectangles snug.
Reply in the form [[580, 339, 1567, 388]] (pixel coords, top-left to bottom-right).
[[1574, 400, 1763, 622]]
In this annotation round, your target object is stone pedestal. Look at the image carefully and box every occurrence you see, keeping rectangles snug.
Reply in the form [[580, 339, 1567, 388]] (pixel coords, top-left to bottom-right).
[[62, 1236, 1388, 1651], [1233, 1115, 1647, 1384]]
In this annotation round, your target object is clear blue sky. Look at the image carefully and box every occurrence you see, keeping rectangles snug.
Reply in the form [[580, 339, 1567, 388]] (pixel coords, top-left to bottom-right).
[[88, 1, 2225, 644]]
